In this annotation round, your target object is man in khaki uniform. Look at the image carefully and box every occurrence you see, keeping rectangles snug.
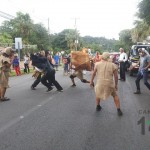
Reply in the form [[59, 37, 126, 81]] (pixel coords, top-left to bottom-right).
[[90, 52, 123, 116], [0, 47, 14, 101]]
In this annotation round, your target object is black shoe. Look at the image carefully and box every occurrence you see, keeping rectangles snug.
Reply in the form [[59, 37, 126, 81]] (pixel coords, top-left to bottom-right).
[[134, 90, 141, 94], [0, 97, 10, 101], [71, 84, 76, 87], [96, 105, 102, 111], [117, 109, 123, 116], [57, 89, 63, 92], [46, 87, 53, 92], [119, 78, 125, 81], [31, 86, 36, 90]]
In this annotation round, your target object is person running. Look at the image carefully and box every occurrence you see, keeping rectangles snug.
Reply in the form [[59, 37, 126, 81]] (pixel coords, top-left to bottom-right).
[[70, 68, 90, 87], [90, 52, 123, 116]]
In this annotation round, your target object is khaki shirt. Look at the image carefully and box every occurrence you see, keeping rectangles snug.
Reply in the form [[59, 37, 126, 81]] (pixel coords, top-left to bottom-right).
[[0, 55, 11, 67]]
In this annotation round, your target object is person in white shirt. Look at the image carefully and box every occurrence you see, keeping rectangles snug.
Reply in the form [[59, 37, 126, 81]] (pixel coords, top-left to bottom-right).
[[118, 48, 128, 81], [24, 54, 30, 73]]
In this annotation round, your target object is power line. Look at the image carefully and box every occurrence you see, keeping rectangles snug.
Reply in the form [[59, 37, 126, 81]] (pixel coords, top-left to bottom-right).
[[0, 11, 15, 20], [0, 14, 12, 20], [7, 0, 47, 22], [0, 11, 15, 18]]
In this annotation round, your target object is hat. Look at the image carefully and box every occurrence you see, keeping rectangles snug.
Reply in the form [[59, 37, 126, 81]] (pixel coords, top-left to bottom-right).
[[141, 48, 146, 52], [102, 52, 110, 60], [3, 47, 13, 56]]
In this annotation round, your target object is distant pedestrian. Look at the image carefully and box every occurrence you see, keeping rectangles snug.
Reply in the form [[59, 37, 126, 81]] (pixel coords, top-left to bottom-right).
[[118, 48, 128, 81], [24, 54, 30, 73], [63, 55, 69, 75], [54, 53, 59, 71], [67, 54, 71, 73], [90, 52, 123, 116], [12, 54, 21, 76]]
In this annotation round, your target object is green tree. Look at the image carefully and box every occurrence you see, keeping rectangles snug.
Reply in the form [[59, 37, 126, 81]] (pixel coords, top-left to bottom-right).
[[10, 12, 33, 44], [119, 29, 133, 50], [138, 0, 150, 25], [0, 32, 13, 44], [81, 36, 118, 52], [51, 29, 80, 52], [29, 23, 49, 50], [131, 20, 150, 43]]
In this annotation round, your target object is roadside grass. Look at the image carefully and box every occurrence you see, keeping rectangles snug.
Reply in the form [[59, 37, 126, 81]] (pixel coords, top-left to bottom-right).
[[10, 68, 34, 77], [10, 64, 64, 77]]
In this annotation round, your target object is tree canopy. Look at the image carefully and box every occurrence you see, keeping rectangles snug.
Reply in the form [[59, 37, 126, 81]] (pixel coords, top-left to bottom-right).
[[138, 0, 150, 25], [0, 11, 131, 54]]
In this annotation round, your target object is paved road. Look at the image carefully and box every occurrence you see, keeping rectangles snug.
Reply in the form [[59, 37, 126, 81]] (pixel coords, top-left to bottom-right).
[[0, 70, 150, 150]]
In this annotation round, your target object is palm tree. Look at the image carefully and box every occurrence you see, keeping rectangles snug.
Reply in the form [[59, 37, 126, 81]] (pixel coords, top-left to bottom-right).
[[131, 20, 150, 43]]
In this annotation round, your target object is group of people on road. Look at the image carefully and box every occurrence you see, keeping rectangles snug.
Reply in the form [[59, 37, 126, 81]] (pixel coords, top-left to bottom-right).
[[1, 46, 150, 117], [68, 47, 150, 116]]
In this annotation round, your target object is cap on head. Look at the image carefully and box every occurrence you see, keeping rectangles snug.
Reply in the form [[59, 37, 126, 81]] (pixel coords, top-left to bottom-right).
[[3, 47, 13, 56], [102, 52, 110, 60], [138, 48, 146, 53]]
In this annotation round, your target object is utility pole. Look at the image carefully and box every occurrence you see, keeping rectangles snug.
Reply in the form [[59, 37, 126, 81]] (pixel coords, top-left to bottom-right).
[[74, 18, 79, 51], [48, 18, 51, 49], [48, 18, 50, 35]]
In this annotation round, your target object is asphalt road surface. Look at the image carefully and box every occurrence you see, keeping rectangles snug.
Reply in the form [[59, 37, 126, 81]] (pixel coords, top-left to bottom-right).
[[0, 70, 150, 150]]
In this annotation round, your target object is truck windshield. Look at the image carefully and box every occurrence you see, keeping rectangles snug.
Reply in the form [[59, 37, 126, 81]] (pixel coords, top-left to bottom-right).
[[130, 45, 150, 56], [130, 46, 138, 56]]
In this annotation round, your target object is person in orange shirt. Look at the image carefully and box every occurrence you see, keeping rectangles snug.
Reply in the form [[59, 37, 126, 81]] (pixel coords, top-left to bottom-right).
[[94, 51, 102, 63]]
